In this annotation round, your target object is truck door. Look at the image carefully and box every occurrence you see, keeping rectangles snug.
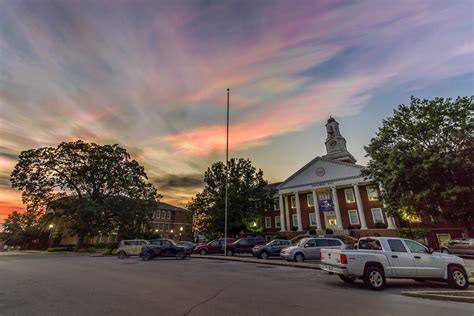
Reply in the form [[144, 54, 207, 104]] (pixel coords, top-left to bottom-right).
[[404, 239, 444, 278], [386, 239, 416, 277]]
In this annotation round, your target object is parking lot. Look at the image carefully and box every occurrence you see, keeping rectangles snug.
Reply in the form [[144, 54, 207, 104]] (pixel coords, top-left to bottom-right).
[[0, 251, 472, 316]]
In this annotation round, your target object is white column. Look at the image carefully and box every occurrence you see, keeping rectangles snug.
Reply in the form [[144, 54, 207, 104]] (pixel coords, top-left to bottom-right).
[[283, 195, 290, 231], [353, 184, 368, 229], [312, 190, 322, 230], [331, 186, 343, 229], [278, 194, 286, 232], [294, 192, 303, 231], [378, 184, 397, 229]]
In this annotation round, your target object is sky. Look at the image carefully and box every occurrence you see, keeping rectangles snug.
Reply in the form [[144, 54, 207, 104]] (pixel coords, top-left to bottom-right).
[[0, 0, 473, 223]]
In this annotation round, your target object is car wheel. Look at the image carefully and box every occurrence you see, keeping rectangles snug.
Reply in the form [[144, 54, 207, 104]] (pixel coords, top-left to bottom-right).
[[142, 251, 151, 261], [339, 275, 355, 283], [117, 251, 126, 259], [176, 252, 185, 260], [441, 248, 450, 254], [260, 251, 269, 260], [294, 253, 305, 263], [448, 266, 469, 290], [226, 249, 234, 256], [363, 266, 386, 291], [199, 249, 207, 256]]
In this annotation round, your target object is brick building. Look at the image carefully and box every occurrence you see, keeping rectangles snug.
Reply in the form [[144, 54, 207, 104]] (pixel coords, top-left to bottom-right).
[[153, 202, 192, 241]]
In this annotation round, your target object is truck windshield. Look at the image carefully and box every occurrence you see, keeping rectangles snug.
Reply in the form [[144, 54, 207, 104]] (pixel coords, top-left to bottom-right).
[[358, 239, 383, 250]]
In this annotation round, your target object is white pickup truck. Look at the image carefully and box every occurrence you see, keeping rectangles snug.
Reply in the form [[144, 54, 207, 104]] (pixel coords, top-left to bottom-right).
[[320, 237, 470, 291]]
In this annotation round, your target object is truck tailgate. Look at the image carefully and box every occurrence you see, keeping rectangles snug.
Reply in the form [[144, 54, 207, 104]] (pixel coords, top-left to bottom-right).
[[320, 248, 344, 265]]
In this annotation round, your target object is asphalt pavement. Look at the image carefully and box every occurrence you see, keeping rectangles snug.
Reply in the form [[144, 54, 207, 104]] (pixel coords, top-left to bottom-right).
[[0, 252, 472, 316]]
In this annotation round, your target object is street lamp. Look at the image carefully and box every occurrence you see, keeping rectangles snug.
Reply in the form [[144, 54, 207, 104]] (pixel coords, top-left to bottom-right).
[[170, 229, 174, 233], [179, 227, 183, 241], [49, 224, 54, 229], [48, 224, 54, 247], [155, 229, 159, 233]]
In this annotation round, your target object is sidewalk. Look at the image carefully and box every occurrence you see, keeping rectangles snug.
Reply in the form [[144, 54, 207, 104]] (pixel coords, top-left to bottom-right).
[[192, 254, 474, 284]]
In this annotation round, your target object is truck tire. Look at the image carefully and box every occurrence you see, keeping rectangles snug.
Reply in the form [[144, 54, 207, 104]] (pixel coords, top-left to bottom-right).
[[448, 266, 469, 290], [339, 275, 355, 283], [363, 266, 386, 291]]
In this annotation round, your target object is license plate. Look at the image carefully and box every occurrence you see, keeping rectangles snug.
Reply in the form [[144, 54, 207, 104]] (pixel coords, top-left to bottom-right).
[[323, 265, 333, 271]]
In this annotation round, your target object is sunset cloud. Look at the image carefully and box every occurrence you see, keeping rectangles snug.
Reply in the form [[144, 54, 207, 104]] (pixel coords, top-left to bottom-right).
[[0, 0, 472, 220]]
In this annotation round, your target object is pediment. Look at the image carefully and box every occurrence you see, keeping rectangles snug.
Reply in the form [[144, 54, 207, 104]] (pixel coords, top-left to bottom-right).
[[277, 157, 364, 190]]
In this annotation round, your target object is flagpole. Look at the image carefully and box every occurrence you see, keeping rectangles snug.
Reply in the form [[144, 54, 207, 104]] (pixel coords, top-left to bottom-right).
[[224, 88, 229, 256]]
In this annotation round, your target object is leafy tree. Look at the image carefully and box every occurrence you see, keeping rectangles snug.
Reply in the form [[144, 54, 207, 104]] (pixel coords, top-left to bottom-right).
[[11, 140, 161, 246], [187, 158, 269, 238], [1, 210, 44, 248], [363, 96, 473, 233]]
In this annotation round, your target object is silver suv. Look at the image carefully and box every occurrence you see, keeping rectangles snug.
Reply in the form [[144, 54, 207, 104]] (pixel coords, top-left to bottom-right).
[[280, 237, 345, 262]]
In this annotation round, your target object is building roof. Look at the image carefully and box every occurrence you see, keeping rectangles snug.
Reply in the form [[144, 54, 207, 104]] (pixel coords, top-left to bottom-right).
[[264, 182, 283, 192], [158, 201, 188, 212]]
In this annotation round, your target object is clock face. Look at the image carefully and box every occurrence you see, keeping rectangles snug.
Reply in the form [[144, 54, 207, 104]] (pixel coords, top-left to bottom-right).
[[328, 140, 337, 147], [316, 167, 325, 177]]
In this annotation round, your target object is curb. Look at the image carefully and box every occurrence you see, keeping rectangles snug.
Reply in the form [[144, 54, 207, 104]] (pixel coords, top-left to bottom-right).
[[401, 291, 474, 303], [191, 255, 321, 270]]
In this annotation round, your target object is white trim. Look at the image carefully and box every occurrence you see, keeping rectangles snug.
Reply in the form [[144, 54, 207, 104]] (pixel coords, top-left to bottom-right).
[[344, 188, 355, 203], [264, 217, 272, 229], [348, 209, 360, 225], [290, 196, 296, 208], [292, 214, 299, 228], [371, 208, 385, 224], [309, 213, 317, 227], [275, 216, 281, 228]]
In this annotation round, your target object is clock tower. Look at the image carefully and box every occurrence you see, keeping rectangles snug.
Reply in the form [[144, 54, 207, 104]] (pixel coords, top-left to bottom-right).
[[322, 117, 357, 163]]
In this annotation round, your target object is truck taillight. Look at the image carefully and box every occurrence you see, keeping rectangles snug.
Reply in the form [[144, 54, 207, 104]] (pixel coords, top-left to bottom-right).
[[340, 254, 347, 264], [321, 253, 325, 260]]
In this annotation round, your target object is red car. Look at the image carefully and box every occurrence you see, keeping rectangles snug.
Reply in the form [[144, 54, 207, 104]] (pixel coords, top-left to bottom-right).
[[194, 238, 236, 255]]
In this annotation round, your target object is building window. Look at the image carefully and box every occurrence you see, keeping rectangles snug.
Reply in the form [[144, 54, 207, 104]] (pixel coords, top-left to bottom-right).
[[290, 196, 296, 208], [275, 216, 281, 228], [265, 217, 272, 229], [348, 210, 360, 225], [344, 189, 355, 203], [309, 213, 317, 227], [307, 194, 314, 207], [367, 187, 379, 201], [155, 210, 161, 218], [436, 233, 451, 246], [292, 214, 298, 228], [274, 198, 280, 210], [371, 208, 385, 224], [166, 211, 171, 220], [161, 211, 166, 219], [327, 217, 337, 227]]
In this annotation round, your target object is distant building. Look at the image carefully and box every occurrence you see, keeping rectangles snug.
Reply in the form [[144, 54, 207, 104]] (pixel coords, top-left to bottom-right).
[[152, 202, 192, 241]]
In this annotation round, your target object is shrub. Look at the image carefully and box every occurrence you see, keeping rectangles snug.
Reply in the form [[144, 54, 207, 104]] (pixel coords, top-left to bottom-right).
[[87, 247, 96, 253], [325, 228, 333, 235], [47, 247, 69, 252], [374, 222, 387, 229], [399, 228, 430, 240], [291, 226, 298, 231], [102, 248, 113, 256], [77, 248, 88, 253], [308, 228, 316, 235], [272, 234, 288, 240]]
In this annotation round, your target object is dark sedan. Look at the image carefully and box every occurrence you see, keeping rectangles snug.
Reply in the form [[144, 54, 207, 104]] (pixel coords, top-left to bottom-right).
[[252, 239, 292, 259], [140, 239, 190, 260]]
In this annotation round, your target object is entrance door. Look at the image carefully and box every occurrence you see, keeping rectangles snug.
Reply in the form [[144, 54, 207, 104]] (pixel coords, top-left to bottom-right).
[[324, 212, 337, 228]]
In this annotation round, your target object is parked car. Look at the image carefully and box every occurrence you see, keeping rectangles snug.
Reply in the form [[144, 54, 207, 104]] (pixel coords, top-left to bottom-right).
[[280, 237, 345, 262], [177, 241, 196, 252], [140, 239, 190, 260], [117, 239, 149, 259], [320, 237, 471, 291], [440, 238, 474, 258], [252, 239, 292, 259], [194, 238, 236, 255], [224, 236, 266, 256]]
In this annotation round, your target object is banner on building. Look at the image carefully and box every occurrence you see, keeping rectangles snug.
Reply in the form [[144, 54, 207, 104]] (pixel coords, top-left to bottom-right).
[[317, 191, 334, 212]]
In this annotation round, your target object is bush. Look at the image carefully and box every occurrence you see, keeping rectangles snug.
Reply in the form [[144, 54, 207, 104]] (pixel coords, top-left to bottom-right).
[[77, 248, 88, 253], [308, 228, 316, 235], [374, 222, 387, 229], [399, 228, 430, 240], [102, 248, 113, 256], [272, 234, 288, 240], [325, 228, 333, 235], [291, 226, 298, 231], [87, 247, 96, 253], [47, 247, 69, 252]]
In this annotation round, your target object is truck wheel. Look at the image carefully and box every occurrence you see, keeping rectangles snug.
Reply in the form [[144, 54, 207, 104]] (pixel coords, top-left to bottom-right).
[[294, 253, 305, 263], [260, 251, 269, 259], [363, 266, 386, 291], [339, 275, 355, 283], [448, 266, 468, 290], [117, 251, 126, 259], [199, 249, 207, 256]]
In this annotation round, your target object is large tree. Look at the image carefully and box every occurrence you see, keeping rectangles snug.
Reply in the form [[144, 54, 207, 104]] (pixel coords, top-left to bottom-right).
[[11, 140, 161, 246], [187, 158, 269, 238], [1, 210, 44, 249], [363, 96, 473, 232]]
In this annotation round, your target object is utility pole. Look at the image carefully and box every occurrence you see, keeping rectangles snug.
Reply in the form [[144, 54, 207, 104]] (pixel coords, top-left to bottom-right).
[[224, 88, 229, 256]]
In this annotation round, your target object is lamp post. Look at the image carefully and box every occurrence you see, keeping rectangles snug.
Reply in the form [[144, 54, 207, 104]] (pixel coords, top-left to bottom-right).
[[179, 226, 183, 241], [48, 224, 54, 247]]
